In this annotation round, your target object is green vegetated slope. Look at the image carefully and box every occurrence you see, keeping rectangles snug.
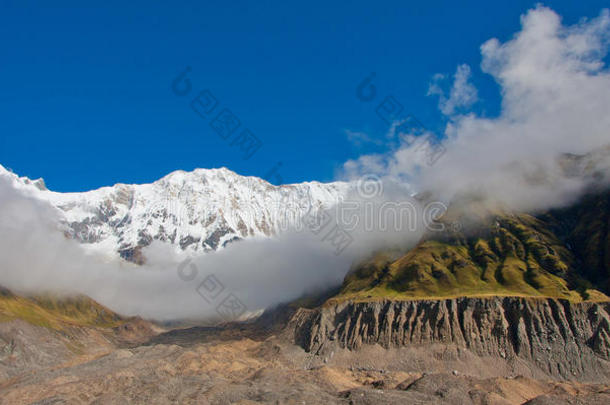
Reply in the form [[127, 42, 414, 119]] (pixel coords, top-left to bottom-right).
[[548, 190, 610, 293], [337, 190, 610, 303], [0, 286, 124, 329]]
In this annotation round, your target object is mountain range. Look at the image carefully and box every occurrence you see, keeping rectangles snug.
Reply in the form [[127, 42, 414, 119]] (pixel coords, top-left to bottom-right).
[[1, 165, 350, 263], [2, 164, 610, 403]]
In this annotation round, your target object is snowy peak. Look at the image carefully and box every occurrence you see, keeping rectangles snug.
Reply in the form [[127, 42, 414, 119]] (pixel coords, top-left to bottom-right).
[[0, 165, 48, 191], [0, 165, 349, 262]]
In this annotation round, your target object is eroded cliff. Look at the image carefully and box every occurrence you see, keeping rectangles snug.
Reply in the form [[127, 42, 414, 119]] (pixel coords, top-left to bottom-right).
[[291, 297, 610, 381]]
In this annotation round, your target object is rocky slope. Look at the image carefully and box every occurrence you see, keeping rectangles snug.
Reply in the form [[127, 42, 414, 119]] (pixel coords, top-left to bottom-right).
[[290, 297, 610, 382], [287, 190, 610, 383], [545, 190, 610, 293], [2, 301, 610, 404], [0, 165, 349, 263], [0, 286, 156, 383]]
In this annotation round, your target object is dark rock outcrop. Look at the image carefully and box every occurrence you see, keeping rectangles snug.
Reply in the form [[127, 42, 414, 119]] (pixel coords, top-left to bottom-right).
[[290, 297, 610, 381]]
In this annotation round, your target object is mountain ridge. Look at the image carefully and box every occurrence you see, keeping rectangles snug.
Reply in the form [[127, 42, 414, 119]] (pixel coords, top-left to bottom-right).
[[0, 164, 351, 263], [335, 189, 610, 302]]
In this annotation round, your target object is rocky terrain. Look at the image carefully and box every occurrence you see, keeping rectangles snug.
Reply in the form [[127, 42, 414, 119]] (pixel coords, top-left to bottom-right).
[[1, 297, 610, 404]]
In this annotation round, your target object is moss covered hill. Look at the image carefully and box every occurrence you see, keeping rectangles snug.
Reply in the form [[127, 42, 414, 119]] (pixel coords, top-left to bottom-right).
[[337, 190, 610, 303], [0, 286, 124, 329]]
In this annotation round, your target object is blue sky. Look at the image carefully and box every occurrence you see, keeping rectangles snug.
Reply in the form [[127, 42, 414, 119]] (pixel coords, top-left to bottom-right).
[[1, 0, 608, 191]]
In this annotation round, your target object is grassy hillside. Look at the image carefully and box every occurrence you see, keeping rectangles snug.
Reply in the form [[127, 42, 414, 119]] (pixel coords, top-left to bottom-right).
[[336, 191, 610, 303], [0, 286, 124, 329]]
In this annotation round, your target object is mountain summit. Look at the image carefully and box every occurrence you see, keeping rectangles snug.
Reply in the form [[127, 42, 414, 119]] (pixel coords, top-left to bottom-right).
[[0, 165, 349, 263]]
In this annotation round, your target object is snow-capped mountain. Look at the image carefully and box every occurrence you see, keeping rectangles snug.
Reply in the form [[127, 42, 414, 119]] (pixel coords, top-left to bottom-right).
[[1, 166, 349, 263]]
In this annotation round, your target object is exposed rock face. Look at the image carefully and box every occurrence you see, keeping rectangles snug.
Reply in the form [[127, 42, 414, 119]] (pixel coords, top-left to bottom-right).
[[291, 297, 610, 381]]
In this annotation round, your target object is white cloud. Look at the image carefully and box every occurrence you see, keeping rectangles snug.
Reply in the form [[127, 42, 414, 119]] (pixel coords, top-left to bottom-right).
[[428, 64, 478, 115], [345, 129, 384, 147], [0, 172, 425, 321], [345, 5, 610, 213]]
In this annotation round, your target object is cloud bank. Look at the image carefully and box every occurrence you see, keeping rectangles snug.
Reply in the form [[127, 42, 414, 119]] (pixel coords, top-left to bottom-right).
[[0, 172, 427, 321]]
